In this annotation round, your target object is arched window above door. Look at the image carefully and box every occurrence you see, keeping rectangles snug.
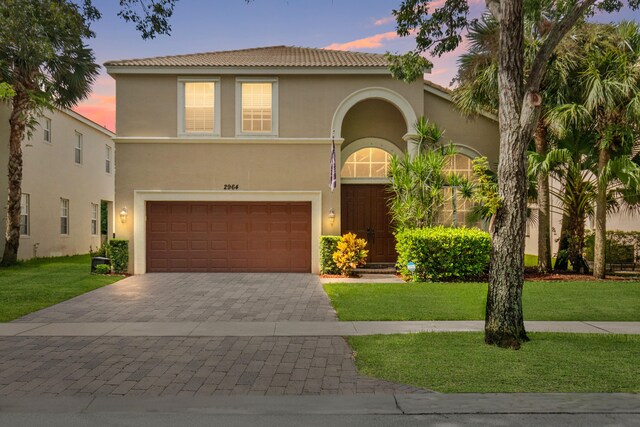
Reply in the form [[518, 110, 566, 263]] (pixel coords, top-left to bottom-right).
[[341, 147, 392, 178]]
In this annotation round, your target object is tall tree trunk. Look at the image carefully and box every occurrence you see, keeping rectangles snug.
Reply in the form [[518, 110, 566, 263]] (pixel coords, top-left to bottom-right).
[[1, 90, 28, 266], [567, 210, 589, 274], [534, 123, 552, 273], [593, 147, 609, 279], [554, 213, 570, 271], [485, 0, 529, 349]]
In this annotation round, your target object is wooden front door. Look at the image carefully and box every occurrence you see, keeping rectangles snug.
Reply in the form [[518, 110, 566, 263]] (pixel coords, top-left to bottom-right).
[[341, 184, 396, 263]]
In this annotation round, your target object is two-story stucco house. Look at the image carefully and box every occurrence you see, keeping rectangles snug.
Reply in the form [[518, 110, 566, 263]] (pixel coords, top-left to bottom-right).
[[105, 46, 500, 274], [0, 107, 115, 260]]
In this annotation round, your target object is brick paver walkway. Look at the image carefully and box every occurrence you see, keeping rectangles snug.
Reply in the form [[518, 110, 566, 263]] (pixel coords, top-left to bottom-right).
[[0, 336, 424, 397], [17, 273, 336, 322], [1, 273, 427, 397]]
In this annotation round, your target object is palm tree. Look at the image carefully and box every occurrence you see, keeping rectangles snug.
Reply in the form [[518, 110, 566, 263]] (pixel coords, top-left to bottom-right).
[[547, 22, 640, 278], [0, 1, 99, 265], [453, 14, 579, 273], [388, 118, 462, 230]]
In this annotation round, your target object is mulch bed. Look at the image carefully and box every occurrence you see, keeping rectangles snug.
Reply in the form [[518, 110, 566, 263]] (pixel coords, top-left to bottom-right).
[[524, 270, 637, 281]]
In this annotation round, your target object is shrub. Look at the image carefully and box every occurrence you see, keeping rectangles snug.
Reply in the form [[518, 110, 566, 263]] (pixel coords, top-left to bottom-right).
[[584, 230, 640, 263], [396, 226, 491, 282], [109, 239, 129, 274], [94, 264, 111, 275], [332, 232, 369, 277], [89, 241, 110, 258], [320, 236, 341, 274]]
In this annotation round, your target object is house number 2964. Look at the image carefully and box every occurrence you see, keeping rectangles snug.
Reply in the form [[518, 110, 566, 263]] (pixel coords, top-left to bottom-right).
[[224, 184, 239, 190]]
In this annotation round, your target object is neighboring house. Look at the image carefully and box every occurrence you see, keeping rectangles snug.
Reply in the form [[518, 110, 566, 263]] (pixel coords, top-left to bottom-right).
[[524, 181, 640, 258], [106, 46, 499, 274], [0, 107, 115, 260]]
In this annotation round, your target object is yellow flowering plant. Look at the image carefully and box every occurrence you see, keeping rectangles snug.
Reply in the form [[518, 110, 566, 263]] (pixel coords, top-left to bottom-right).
[[332, 232, 369, 277]]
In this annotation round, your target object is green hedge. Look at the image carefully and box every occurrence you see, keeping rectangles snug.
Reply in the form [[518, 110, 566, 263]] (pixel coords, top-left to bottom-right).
[[109, 239, 129, 274], [320, 235, 341, 274], [396, 226, 491, 282], [584, 230, 639, 263]]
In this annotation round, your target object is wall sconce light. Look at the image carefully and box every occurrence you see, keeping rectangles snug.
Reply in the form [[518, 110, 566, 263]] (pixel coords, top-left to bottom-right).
[[119, 207, 128, 224], [328, 208, 335, 226]]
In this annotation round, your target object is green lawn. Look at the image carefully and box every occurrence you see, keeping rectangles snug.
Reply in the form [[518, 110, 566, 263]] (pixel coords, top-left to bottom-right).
[[0, 254, 123, 322], [524, 253, 538, 267], [324, 281, 640, 321], [348, 332, 640, 392]]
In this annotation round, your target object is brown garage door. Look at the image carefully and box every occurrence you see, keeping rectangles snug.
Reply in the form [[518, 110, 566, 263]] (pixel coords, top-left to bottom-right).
[[146, 201, 311, 272]]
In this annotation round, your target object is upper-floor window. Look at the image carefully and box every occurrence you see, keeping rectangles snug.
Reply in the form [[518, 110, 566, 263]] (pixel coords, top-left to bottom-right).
[[105, 145, 112, 173], [60, 198, 69, 235], [178, 78, 220, 136], [236, 78, 278, 136], [43, 118, 51, 143], [91, 203, 98, 235], [20, 193, 30, 236], [74, 132, 83, 164]]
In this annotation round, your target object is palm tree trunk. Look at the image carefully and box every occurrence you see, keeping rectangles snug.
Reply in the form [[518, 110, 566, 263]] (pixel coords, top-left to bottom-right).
[[534, 123, 552, 273], [485, 0, 528, 349], [593, 147, 609, 279], [1, 89, 28, 266], [554, 213, 570, 271]]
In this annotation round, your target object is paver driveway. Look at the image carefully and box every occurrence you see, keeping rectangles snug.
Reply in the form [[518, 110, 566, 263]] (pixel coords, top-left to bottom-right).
[[2, 273, 426, 397], [17, 273, 337, 322]]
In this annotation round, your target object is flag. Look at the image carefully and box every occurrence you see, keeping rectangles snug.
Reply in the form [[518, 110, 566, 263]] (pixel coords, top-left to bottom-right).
[[329, 138, 336, 192]]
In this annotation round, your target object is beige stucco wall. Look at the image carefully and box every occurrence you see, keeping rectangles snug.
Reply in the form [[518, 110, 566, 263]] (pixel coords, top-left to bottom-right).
[[112, 69, 507, 273], [0, 106, 115, 259], [524, 177, 640, 257], [341, 99, 408, 154], [115, 141, 342, 273], [423, 91, 500, 165], [114, 73, 424, 139]]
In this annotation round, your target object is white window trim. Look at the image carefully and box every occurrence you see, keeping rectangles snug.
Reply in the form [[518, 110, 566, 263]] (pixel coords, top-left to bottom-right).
[[60, 198, 70, 235], [105, 145, 112, 174], [74, 132, 83, 165], [91, 203, 99, 236], [177, 77, 220, 137], [235, 77, 279, 137], [43, 118, 52, 144], [20, 193, 30, 236]]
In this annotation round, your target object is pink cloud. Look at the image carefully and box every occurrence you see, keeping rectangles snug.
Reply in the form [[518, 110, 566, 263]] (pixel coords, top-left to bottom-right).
[[324, 31, 400, 51], [73, 75, 116, 132], [373, 16, 395, 26]]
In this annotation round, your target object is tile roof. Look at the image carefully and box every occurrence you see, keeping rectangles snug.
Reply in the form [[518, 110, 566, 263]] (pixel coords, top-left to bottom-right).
[[105, 45, 390, 68]]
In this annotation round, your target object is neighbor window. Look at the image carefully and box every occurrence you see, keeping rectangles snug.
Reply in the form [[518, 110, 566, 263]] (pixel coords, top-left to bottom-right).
[[105, 145, 112, 173], [236, 78, 278, 135], [60, 198, 69, 235], [91, 203, 98, 235], [74, 132, 83, 164], [179, 79, 219, 135], [20, 194, 30, 236], [43, 118, 51, 143]]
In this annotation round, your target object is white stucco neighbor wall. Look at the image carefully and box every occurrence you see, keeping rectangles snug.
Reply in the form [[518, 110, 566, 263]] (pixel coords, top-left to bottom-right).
[[0, 106, 115, 260]]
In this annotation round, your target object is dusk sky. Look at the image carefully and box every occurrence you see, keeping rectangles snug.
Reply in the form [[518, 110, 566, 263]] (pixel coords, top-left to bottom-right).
[[75, 0, 640, 132]]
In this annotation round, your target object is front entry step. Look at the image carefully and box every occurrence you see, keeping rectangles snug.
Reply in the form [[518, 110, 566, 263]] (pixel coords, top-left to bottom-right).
[[354, 263, 397, 274]]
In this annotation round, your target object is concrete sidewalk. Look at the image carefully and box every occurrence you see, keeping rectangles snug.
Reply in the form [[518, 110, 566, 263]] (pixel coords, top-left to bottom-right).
[[1, 320, 638, 337], [2, 393, 639, 414]]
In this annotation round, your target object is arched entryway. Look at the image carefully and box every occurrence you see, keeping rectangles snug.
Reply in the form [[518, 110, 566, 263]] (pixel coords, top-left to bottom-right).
[[340, 142, 398, 264], [334, 88, 419, 265]]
